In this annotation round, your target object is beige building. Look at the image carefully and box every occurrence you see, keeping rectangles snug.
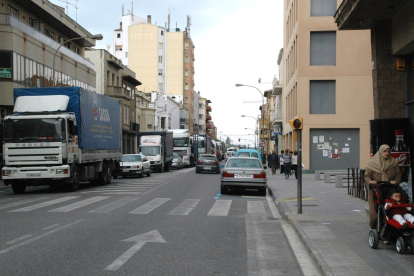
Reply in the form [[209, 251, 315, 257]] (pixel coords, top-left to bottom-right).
[[85, 49, 155, 154], [282, 0, 374, 170]]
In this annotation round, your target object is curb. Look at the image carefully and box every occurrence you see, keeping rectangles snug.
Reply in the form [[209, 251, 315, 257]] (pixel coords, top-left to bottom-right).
[[267, 186, 333, 276]]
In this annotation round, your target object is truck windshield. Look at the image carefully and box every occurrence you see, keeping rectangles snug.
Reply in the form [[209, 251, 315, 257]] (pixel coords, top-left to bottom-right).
[[140, 146, 160, 156], [197, 140, 205, 148], [4, 118, 66, 142], [173, 138, 189, 147]]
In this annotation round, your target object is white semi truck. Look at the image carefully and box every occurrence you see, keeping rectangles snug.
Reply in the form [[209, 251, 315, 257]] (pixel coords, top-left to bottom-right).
[[172, 129, 194, 167], [2, 87, 122, 193]]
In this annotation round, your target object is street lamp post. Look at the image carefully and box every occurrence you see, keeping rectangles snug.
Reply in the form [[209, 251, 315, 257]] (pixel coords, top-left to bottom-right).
[[244, 128, 257, 148], [167, 105, 180, 129], [241, 115, 259, 150], [52, 34, 103, 87], [237, 84, 265, 162]]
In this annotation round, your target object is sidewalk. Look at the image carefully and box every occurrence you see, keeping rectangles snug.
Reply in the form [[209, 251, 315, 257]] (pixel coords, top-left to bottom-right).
[[267, 170, 414, 276]]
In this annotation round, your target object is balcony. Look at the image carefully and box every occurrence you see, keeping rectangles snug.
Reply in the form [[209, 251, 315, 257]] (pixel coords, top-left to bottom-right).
[[0, 14, 94, 70], [206, 106, 212, 112], [206, 114, 211, 120], [107, 86, 130, 100], [206, 123, 212, 129]]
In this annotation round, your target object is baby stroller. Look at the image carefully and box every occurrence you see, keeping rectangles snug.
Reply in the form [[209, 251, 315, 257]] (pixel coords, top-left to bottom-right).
[[368, 182, 414, 254]]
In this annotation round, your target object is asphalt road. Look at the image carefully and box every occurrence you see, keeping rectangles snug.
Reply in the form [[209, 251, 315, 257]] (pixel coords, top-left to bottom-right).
[[0, 167, 314, 276]]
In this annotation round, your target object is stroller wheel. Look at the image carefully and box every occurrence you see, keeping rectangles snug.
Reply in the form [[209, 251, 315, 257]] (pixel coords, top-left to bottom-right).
[[368, 229, 379, 249], [407, 238, 414, 254], [396, 237, 405, 254]]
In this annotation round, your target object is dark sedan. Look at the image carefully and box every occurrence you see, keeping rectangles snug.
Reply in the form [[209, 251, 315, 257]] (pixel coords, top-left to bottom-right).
[[196, 154, 220, 174], [220, 157, 267, 196]]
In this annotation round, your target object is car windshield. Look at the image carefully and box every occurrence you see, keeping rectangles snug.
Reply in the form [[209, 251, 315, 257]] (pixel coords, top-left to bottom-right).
[[122, 155, 142, 162], [201, 156, 215, 161], [227, 159, 261, 168], [140, 146, 160, 156], [238, 152, 250, 157]]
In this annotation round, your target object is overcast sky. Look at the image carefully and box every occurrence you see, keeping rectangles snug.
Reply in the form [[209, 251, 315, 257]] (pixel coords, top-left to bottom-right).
[[49, 0, 284, 148]]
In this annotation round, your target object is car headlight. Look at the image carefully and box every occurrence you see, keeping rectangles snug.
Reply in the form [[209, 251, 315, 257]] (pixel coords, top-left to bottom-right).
[[2, 170, 12, 176]]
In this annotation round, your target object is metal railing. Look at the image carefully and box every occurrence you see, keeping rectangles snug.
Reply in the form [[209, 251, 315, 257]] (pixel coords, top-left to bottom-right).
[[348, 168, 368, 201]]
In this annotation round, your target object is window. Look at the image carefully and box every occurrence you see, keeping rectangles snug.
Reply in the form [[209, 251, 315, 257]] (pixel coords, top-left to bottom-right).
[[125, 52, 128, 58], [7, 5, 19, 18], [310, 32, 336, 66], [159, 83, 163, 91], [185, 56, 189, 63], [124, 104, 129, 124], [311, 0, 337, 17], [117, 33, 121, 38], [184, 97, 189, 104], [185, 83, 189, 90], [76, 47, 81, 55], [310, 80, 336, 114], [46, 29, 56, 40], [185, 70, 189, 77], [158, 69, 163, 76], [159, 43, 163, 49], [185, 43, 189, 49], [29, 18, 40, 31], [147, 124, 153, 129], [159, 56, 163, 63], [161, 30, 164, 35]]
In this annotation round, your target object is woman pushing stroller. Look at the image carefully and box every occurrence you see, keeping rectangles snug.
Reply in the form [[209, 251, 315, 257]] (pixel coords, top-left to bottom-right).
[[365, 144, 402, 229]]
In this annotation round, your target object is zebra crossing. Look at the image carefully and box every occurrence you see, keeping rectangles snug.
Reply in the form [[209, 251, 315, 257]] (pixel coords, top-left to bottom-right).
[[0, 196, 269, 217]]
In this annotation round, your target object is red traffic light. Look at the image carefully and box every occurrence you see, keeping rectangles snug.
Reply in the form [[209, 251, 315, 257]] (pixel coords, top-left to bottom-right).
[[293, 119, 302, 128], [238, 138, 240, 142]]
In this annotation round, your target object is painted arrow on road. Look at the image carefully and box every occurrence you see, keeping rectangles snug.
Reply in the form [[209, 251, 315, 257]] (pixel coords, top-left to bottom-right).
[[105, 230, 166, 271]]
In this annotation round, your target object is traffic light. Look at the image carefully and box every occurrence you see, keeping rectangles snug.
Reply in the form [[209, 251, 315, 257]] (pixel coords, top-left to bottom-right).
[[238, 138, 240, 142], [288, 117, 303, 130]]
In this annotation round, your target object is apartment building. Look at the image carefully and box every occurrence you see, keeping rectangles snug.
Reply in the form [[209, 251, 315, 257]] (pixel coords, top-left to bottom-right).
[[282, 0, 374, 170], [85, 49, 155, 154], [113, 11, 197, 133], [198, 97, 207, 135], [0, 0, 98, 156]]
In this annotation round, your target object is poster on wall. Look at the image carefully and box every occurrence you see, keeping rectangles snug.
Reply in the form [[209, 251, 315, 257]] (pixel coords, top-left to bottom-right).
[[332, 149, 341, 159], [319, 136, 325, 143], [313, 136, 318, 143]]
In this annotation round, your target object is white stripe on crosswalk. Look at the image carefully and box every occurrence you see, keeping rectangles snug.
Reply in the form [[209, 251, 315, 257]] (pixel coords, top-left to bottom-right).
[[48, 196, 109, 212], [129, 198, 171, 214], [82, 192, 141, 195], [207, 200, 232, 216], [89, 197, 138, 213], [9, 196, 80, 212], [0, 197, 50, 210], [168, 199, 200, 215], [87, 189, 146, 192], [247, 201, 266, 215]]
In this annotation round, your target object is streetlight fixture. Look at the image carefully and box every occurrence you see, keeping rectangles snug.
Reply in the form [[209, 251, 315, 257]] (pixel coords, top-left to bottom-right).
[[244, 128, 257, 148], [52, 34, 103, 87]]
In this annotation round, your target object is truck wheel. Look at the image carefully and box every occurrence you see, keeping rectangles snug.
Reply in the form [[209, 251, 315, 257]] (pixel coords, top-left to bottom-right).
[[106, 164, 112, 184], [12, 182, 26, 194], [98, 163, 109, 185], [67, 165, 80, 191]]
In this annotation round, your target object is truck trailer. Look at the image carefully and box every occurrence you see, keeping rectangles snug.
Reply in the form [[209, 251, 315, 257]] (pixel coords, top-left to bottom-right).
[[137, 131, 173, 172], [2, 87, 122, 193]]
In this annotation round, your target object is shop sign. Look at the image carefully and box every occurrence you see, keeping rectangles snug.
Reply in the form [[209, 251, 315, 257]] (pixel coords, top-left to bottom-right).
[[0, 68, 11, 78]]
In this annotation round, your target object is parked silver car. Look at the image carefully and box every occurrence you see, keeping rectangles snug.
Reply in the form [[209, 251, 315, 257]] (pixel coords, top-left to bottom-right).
[[196, 154, 220, 174], [220, 157, 267, 196], [120, 154, 151, 178], [171, 153, 184, 169]]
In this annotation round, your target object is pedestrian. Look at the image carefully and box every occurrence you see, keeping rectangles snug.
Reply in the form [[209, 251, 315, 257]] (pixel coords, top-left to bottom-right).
[[267, 153, 272, 169], [268, 150, 278, 175], [279, 150, 284, 174], [364, 144, 401, 229], [283, 149, 291, 179], [291, 151, 298, 179]]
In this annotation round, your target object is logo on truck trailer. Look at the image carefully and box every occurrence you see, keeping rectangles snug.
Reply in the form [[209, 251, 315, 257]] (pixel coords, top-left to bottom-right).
[[93, 101, 111, 122]]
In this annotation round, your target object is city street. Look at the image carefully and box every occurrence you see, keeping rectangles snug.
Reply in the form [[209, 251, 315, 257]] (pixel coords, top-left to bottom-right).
[[0, 167, 316, 276]]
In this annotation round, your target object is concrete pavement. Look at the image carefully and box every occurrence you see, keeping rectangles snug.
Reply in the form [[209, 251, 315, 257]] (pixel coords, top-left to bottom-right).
[[266, 169, 414, 276]]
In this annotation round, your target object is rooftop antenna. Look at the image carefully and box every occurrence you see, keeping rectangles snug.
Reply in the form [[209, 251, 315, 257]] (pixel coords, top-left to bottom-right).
[[168, 7, 170, 32], [122, 4, 124, 16], [131, 1, 133, 16], [57, 0, 80, 22], [187, 15, 192, 37]]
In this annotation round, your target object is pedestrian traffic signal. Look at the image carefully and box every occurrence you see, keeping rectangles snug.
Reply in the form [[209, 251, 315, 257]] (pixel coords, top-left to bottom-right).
[[288, 117, 303, 130]]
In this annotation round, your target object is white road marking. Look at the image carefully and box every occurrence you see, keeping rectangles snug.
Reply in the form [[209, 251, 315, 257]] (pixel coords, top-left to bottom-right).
[[89, 197, 138, 213], [247, 201, 266, 215], [42, 224, 61, 231], [0, 220, 83, 255], [48, 196, 109, 212], [84, 192, 141, 195], [7, 234, 33, 244], [8, 196, 80, 212], [282, 224, 320, 276], [168, 199, 200, 215], [129, 198, 171, 214], [266, 194, 281, 219], [0, 197, 50, 210], [105, 230, 166, 271], [207, 200, 232, 216]]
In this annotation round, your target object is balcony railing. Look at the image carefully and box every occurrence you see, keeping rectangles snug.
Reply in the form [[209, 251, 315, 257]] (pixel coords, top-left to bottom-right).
[[107, 86, 131, 100], [0, 13, 94, 70], [272, 108, 282, 120]]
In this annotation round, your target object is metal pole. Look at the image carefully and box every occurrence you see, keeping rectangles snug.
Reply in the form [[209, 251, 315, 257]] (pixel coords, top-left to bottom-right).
[[297, 129, 302, 214]]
